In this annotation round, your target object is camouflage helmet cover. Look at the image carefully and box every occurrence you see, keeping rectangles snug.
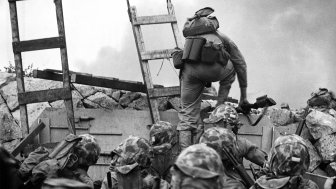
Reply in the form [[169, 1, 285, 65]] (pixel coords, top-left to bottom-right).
[[269, 134, 310, 176], [77, 134, 101, 166], [149, 121, 177, 146], [174, 143, 225, 179], [199, 127, 239, 159], [111, 136, 152, 174], [203, 104, 240, 125]]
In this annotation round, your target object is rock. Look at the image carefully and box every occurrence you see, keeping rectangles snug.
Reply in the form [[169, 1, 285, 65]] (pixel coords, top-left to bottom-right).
[[270, 109, 295, 126], [0, 93, 11, 115], [0, 111, 22, 143], [49, 91, 84, 109], [306, 109, 336, 140], [128, 96, 149, 110], [11, 102, 51, 127], [111, 90, 123, 102], [72, 84, 97, 98], [0, 72, 16, 88], [314, 133, 336, 162], [157, 97, 169, 111], [119, 92, 142, 107], [84, 92, 119, 109]]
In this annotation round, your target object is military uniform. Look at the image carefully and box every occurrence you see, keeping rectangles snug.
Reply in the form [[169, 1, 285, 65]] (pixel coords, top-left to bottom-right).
[[177, 7, 248, 151], [252, 134, 319, 189], [170, 143, 226, 189], [101, 136, 170, 189], [149, 121, 179, 183], [31, 134, 101, 189], [200, 127, 266, 189]]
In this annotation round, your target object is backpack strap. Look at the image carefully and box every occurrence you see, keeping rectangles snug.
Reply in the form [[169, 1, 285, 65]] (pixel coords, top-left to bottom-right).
[[213, 31, 231, 54]]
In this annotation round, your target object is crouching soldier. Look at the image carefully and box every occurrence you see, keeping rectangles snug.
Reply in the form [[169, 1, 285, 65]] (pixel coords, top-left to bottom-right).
[[101, 136, 170, 189], [203, 104, 244, 135], [252, 134, 319, 189], [149, 121, 179, 183], [170, 143, 226, 189], [200, 127, 267, 189], [30, 134, 101, 189]]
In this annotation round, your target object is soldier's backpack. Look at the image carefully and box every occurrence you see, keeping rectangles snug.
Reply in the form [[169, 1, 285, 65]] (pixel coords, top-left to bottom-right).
[[18, 134, 82, 185], [181, 7, 230, 66]]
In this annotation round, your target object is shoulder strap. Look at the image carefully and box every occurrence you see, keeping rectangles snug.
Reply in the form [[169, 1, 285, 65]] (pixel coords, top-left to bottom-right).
[[213, 31, 231, 54]]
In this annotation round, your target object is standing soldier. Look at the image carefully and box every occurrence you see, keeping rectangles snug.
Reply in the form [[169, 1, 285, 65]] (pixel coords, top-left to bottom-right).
[[173, 7, 249, 151], [200, 127, 267, 189], [170, 143, 226, 189], [252, 134, 319, 189]]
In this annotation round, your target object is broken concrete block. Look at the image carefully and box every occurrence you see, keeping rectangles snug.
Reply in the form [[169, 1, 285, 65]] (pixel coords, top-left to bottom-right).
[[84, 92, 119, 109], [270, 109, 295, 126], [128, 96, 149, 110], [0, 111, 22, 143], [306, 109, 336, 140], [314, 133, 336, 162], [119, 92, 142, 107]]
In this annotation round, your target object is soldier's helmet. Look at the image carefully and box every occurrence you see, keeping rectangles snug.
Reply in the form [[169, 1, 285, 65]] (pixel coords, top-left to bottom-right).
[[174, 143, 225, 179], [112, 136, 152, 169], [269, 134, 310, 176], [77, 134, 101, 166], [199, 127, 239, 160], [203, 104, 240, 125], [149, 121, 177, 154]]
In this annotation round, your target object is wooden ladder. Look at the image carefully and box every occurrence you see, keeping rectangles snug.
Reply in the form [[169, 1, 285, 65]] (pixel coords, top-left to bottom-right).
[[8, 0, 76, 136], [126, 0, 183, 123]]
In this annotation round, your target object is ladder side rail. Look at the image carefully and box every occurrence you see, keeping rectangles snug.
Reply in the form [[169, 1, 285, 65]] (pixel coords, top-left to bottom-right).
[[167, 0, 183, 48], [127, 3, 161, 122], [54, 0, 76, 134], [8, 1, 29, 136]]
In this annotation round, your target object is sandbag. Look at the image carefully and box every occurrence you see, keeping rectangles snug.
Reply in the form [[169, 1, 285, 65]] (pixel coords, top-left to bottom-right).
[[305, 109, 336, 140], [314, 133, 336, 162]]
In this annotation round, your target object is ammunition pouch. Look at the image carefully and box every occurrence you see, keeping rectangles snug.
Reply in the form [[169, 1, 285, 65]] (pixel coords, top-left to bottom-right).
[[182, 37, 206, 63], [182, 36, 230, 67]]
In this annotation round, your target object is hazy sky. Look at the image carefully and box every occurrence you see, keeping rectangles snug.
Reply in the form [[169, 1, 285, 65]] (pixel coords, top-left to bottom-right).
[[1, 0, 335, 109]]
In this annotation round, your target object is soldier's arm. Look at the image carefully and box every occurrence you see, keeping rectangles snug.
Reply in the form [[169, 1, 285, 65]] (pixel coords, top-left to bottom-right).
[[218, 32, 247, 90], [238, 138, 267, 167]]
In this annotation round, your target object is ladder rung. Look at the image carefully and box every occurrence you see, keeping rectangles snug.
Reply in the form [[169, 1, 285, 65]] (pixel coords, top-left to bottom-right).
[[133, 14, 177, 25], [18, 88, 71, 105], [148, 86, 180, 98], [12, 37, 65, 53], [141, 49, 175, 61]]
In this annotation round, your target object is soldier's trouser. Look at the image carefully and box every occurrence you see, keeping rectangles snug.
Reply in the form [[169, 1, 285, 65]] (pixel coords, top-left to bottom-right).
[[177, 63, 235, 151]]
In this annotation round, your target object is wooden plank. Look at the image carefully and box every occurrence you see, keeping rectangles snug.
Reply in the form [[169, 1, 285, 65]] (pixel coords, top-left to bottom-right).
[[133, 14, 177, 25], [148, 86, 180, 98], [17, 88, 72, 105], [12, 37, 65, 53], [38, 118, 50, 144], [33, 69, 164, 92], [8, 1, 29, 135], [128, 4, 160, 122], [167, 0, 183, 48], [304, 172, 328, 189], [11, 122, 46, 156], [140, 49, 174, 60], [54, 0, 75, 134]]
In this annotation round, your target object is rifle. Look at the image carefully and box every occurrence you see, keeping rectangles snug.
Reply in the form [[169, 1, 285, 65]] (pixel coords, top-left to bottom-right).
[[295, 106, 311, 135], [222, 146, 255, 188], [237, 95, 276, 126]]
